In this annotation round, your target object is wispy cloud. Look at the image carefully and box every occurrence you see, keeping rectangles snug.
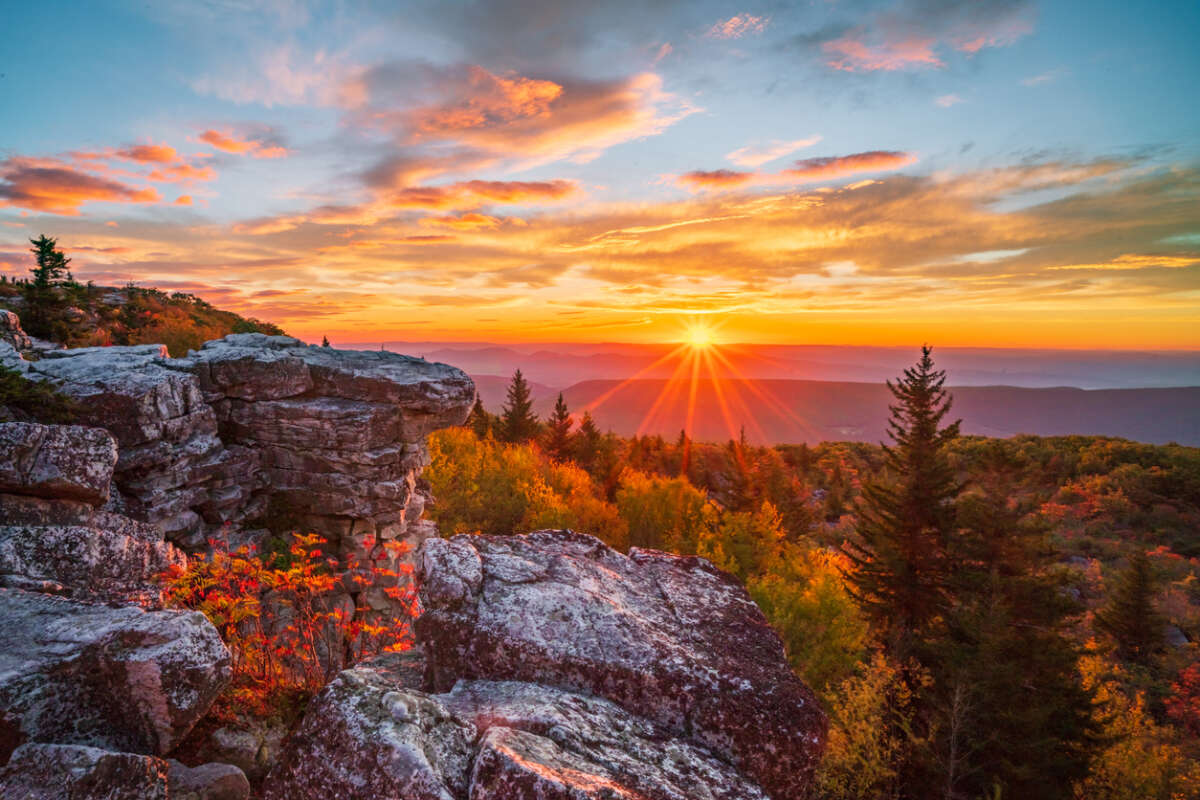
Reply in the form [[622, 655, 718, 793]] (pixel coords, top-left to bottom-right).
[[726, 136, 822, 168], [198, 129, 288, 158], [706, 14, 769, 39], [935, 93, 964, 107], [679, 150, 917, 191]]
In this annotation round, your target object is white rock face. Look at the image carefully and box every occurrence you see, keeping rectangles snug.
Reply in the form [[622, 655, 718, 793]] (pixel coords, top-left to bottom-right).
[[0, 588, 231, 755]]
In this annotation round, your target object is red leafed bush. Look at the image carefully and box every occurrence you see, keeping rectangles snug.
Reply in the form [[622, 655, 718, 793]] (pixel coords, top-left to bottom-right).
[[160, 532, 417, 720], [1166, 661, 1200, 738]]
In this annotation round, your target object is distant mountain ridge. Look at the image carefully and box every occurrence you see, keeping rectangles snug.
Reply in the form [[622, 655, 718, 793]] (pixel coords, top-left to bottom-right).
[[371, 342, 1200, 391], [484, 377, 1200, 446]]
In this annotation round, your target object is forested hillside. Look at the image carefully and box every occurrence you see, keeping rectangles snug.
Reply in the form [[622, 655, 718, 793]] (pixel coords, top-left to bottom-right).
[[432, 364, 1200, 799], [1, 236, 283, 356]]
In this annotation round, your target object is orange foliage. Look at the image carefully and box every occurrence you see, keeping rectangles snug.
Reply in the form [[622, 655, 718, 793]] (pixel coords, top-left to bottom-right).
[[160, 533, 417, 720]]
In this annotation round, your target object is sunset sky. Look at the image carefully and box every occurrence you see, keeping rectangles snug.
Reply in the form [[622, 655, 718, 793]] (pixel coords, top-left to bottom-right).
[[1, 0, 1198, 348]]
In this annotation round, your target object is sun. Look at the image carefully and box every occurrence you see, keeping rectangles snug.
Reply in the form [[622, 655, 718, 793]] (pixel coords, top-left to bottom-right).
[[683, 322, 718, 349]]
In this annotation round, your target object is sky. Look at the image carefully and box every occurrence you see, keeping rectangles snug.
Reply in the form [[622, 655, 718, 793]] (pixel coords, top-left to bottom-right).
[[1, 0, 1198, 349]]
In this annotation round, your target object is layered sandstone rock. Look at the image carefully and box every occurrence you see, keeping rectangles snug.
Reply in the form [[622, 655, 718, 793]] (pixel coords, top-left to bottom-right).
[[0, 422, 116, 505], [264, 531, 826, 800], [18, 335, 474, 565], [0, 588, 230, 756]]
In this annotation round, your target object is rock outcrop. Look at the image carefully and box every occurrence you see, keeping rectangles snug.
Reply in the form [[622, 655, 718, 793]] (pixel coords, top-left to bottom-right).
[[0, 422, 116, 505], [17, 335, 474, 569], [265, 531, 826, 800], [0, 743, 170, 800], [0, 422, 183, 605], [417, 530, 827, 799], [0, 309, 30, 352], [0, 588, 230, 756]]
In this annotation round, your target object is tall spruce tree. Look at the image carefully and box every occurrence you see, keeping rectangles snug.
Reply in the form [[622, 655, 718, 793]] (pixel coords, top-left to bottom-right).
[[543, 393, 573, 460], [1095, 549, 1166, 665], [23, 235, 71, 338], [467, 396, 493, 439], [499, 369, 539, 443], [573, 411, 602, 469], [842, 345, 962, 656], [924, 449, 1099, 800]]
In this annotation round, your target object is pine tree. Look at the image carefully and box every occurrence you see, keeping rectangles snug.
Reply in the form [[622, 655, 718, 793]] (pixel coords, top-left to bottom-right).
[[499, 369, 539, 443], [29, 235, 71, 288], [923, 452, 1099, 799], [467, 396, 493, 439], [842, 345, 962, 656], [321, 335, 330, 347], [543, 393, 573, 460], [573, 411, 602, 468], [23, 235, 72, 338], [1095, 550, 1166, 665]]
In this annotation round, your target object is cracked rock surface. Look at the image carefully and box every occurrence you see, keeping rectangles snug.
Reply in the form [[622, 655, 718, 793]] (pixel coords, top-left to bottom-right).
[[265, 531, 826, 800]]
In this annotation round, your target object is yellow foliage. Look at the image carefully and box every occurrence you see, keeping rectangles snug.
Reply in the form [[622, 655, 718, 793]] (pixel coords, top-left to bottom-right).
[[1075, 647, 1200, 800]]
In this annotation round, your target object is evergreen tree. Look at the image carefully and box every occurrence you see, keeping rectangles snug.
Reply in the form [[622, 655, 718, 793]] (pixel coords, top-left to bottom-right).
[[573, 411, 602, 468], [499, 369, 539, 443], [29, 235, 71, 287], [924, 455, 1099, 800], [467, 396, 493, 439], [23, 235, 72, 338], [321, 335, 330, 347], [1095, 550, 1166, 666], [842, 345, 962, 656], [543, 393, 573, 460]]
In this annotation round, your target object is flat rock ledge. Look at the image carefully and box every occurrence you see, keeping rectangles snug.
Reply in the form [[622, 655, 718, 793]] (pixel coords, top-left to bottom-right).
[[264, 530, 827, 800]]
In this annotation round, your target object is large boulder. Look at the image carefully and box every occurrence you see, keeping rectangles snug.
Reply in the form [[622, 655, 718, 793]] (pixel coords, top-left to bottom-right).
[[417, 530, 826, 800], [263, 651, 770, 800], [0, 588, 230, 756], [0, 743, 169, 800], [0, 422, 117, 505], [0, 422, 183, 606]]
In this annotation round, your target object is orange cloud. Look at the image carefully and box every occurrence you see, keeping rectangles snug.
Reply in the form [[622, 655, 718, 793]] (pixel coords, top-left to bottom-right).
[[0, 158, 160, 215], [198, 129, 288, 158], [175, 195, 193, 205], [385, 179, 578, 210], [421, 213, 502, 230], [677, 170, 757, 190], [408, 66, 563, 137], [355, 65, 693, 166], [679, 151, 916, 192], [706, 14, 769, 39], [148, 163, 217, 183], [823, 35, 942, 71], [784, 151, 917, 181], [115, 144, 180, 164]]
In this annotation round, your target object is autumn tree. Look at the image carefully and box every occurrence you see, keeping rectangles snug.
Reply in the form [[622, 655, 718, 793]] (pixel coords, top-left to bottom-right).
[[1095, 550, 1167, 666], [543, 393, 574, 460], [842, 345, 961, 658], [499, 369, 539, 443]]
